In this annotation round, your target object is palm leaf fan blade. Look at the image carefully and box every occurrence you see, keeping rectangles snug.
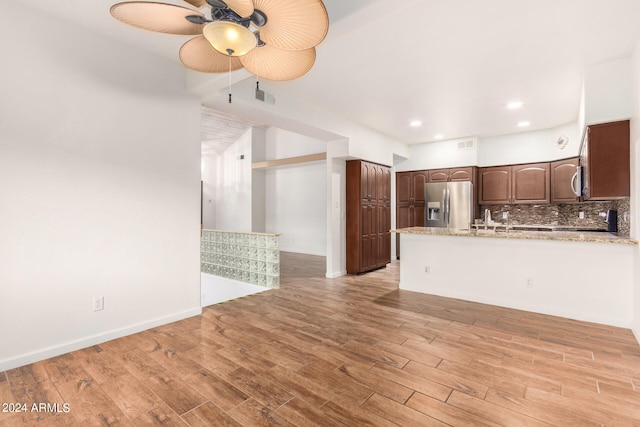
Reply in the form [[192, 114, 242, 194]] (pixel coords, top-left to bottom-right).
[[110, 2, 205, 35], [253, 0, 328, 50], [224, 0, 255, 18], [183, 0, 207, 7], [240, 45, 316, 81]]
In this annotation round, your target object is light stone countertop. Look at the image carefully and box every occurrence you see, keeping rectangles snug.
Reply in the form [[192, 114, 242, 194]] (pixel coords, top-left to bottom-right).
[[392, 227, 638, 245]]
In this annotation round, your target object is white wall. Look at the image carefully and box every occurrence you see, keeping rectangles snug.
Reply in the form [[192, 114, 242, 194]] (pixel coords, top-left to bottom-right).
[[396, 137, 479, 172], [584, 58, 633, 125], [400, 233, 636, 327], [252, 128, 267, 233], [326, 152, 348, 277], [477, 122, 580, 166], [264, 128, 327, 256], [397, 123, 579, 173], [0, 3, 202, 371], [201, 154, 217, 229], [214, 129, 253, 231]]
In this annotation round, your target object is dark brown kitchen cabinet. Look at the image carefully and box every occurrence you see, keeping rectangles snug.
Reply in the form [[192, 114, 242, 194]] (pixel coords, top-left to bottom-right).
[[395, 170, 427, 259], [580, 120, 630, 200], [428, 167, 475, 183], [479, 163, 550, 204], [551, 157, 580, 203], [347, 160, 391, 274], [478, 166, 511, 204], [512, 163, 550, 203]]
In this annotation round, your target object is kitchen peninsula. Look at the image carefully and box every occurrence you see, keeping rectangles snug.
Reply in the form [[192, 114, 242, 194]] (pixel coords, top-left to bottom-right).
[[393, 227, 637, 328]]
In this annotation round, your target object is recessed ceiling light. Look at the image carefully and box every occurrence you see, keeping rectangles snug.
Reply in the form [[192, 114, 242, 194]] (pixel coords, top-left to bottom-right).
[[410, 120, 422, 127], [507, 101, 523, 109], [517, 121, 530, 127], [434, 134, 444, 139]]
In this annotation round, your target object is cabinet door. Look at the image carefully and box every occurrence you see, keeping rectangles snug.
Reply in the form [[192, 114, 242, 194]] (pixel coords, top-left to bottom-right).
[[396, 172, 412, 204], [360, 204, 376, 270], [580, 129, 591, 199], [379, 166, 391, 204], [584, 120, 630, 200], [450, 167, 474, 182], [551, 158, 579, 203], [428, 169, 450, 183], [412, 205, 425, 227], [379, 232, 391, 266], [360, 161, 377, 202], [396, 205, 411, 260], [512, 163, 550, 204], [412, 171, 428, 202], [377, 204, 391, 266], [511, 163, 551, 203], [479, 166, 511, 204]]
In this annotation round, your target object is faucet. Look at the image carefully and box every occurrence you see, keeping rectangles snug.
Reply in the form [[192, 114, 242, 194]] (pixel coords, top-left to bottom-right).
[[484, 209, 492, 229]]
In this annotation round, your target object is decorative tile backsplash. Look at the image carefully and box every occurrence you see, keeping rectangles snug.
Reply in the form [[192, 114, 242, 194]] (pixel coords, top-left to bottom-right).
[[481, 198, 630, 237], [200, 230, 280, 289]]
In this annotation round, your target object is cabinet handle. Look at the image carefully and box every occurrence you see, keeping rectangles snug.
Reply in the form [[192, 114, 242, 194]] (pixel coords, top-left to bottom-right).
[[571, 170, 582, 197]]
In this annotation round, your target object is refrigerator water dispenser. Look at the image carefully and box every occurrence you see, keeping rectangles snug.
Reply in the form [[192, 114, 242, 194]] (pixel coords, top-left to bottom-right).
[[427, 202, 441, 220]]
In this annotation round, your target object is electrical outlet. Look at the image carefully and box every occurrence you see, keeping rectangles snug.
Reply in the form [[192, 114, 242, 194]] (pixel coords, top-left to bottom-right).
[[502, 212, 508, 219], [93, 296, 104, 312], [579, 211, 584, 219], [424, 266, 431, 274], [525, 279, 533, 288]]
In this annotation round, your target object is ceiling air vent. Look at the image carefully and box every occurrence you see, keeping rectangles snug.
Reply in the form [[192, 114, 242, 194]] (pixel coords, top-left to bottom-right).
[[457, 140, 475, 150], [255, 86, 276, 105]]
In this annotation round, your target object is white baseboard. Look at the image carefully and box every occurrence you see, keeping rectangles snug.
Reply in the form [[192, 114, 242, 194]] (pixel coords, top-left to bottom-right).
[[0, 307, 202, 372], [326, 270, 346, 279]]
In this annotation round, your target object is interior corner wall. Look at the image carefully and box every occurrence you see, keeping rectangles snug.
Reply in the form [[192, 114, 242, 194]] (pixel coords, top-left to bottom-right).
[[584, 58, 633, 125], [630, 40, 640, 341], [252, 127, 267, 233], [215, 129, 253, 232], [0, 2, 202, 371], [202, 154, 217, 229], [264, 128, 328, 256], [326, 144, 348, 277]]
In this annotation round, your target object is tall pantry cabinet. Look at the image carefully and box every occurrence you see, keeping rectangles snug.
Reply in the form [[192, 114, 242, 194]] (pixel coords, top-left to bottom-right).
[[346, 160, 392, 274]]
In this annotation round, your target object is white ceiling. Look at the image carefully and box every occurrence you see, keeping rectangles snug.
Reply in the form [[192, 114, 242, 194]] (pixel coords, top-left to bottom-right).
[[20, 0, 640, 145], [200, 108, 254, 156]]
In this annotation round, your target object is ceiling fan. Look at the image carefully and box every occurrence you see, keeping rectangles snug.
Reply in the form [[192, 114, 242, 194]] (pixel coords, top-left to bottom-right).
[[110, 0, 329, 81]]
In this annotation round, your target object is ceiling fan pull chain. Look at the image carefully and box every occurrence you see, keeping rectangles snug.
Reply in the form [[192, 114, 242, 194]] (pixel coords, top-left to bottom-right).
[[228, 55, 232, 103]]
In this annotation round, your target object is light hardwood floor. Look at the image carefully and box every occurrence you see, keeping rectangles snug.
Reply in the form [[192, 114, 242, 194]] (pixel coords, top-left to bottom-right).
[[2, 252, 640, 426]]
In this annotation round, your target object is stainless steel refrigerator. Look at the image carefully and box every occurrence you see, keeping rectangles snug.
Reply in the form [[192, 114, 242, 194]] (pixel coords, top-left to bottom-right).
[[424, 181, 473, 229]]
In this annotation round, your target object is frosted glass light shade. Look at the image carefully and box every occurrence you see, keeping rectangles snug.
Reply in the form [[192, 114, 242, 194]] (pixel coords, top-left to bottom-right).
[[203, 21, 257, 57], [180, 36, 243, 73]]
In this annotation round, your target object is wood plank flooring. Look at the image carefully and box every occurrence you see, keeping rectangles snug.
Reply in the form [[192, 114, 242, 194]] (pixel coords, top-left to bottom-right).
[[2, 252, 640, 426]]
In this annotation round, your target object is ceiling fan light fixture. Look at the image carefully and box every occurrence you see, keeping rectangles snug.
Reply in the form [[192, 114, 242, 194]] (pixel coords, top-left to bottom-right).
[[203, 21, 256, 56]]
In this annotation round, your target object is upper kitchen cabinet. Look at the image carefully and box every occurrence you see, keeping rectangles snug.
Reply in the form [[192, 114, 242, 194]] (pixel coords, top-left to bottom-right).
[[478, 166, 511, 204], [428, 167, 475, 182], [512, 163, 550, 204], [550, 157, 580, 203], [479, 163, 550, 204], [580, 120, 630, 200]]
